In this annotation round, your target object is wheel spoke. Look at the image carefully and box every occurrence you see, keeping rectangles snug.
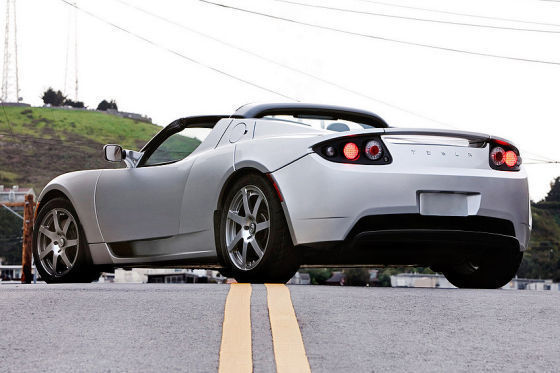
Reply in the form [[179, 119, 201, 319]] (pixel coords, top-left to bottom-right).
[[51, 254, 59, 272], [52, 210, 62, 233], [252, 195, 263, 216], [242, 188, 250, 215], [39, 226, 56, 241], [227, 211, 245, 226], [250, 240, 264, 259], [40, 242, 54, 260], [60, 250, 72, 268], [62, 217, 72, 235], [255, 220, 270, 232], [65, 239, 78, 248], [241, 241, 248, 269], [227, 230, 242, 252]]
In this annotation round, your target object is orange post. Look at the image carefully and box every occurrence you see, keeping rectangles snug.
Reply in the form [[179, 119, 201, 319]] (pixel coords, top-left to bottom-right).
[[21, 194, 34, 284]]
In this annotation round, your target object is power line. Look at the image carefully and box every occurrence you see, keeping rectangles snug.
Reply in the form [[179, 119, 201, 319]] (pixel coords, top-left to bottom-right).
[[119, 0, 560, 165], [525, 161, 560, 165], [270, 0, 560, 34], [0, 103, 20, 143], [113, 0, 458, 129], [0, 131, 109, 150], [353, 0, 560, 29], [58, 0, 297, 101], [199, 0, 560, 66], [61, 0, 560, 165]]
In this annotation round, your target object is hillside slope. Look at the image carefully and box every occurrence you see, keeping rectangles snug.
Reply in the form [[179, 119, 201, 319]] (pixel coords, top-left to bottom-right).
[[0, 106, 163, 191]]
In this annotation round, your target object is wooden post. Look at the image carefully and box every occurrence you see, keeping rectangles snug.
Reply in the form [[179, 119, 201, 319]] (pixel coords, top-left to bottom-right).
[[21, 194, 34, 284]]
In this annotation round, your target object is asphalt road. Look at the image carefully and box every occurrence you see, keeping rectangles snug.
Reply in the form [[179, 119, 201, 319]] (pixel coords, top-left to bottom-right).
[[1, 284, 559, 372]]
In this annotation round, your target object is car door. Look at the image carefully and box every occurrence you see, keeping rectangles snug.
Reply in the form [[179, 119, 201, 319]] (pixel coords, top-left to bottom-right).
[[94, 116, 224, 246]]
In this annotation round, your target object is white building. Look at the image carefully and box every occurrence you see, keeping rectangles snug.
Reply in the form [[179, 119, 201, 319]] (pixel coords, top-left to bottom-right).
[[113, 268, 224, 284], [390, 273, 456, 288], [0, 185, 36, 203], [502, 277, 560, 291]]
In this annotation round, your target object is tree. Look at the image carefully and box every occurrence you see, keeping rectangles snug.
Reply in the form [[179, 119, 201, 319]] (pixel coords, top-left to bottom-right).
[[545, 177, 560, 203], [41, 88, 66, 106], [97, 99, 118, 111], [300, 268, 332, 285], [63, 99, 85, 108], [0, 208, 24, 265], [344, 268, 370, 286]]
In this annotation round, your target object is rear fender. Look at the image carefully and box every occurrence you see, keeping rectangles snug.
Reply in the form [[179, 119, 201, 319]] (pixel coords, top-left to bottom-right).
[[38, 170, 103, 244]]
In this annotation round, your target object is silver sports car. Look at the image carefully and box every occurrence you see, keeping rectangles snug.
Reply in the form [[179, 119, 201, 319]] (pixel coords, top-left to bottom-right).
[[33, 103, 530, 288]]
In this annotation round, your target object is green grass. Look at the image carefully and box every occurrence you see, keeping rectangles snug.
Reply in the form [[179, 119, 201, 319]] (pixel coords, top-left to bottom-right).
[[0, 106, 164, 192], [0, 106, 161, 150]]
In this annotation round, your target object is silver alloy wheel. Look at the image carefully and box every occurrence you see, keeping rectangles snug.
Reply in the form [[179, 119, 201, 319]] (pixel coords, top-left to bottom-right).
[[225, 185, 271, 271], [37, 208, 80, 277]]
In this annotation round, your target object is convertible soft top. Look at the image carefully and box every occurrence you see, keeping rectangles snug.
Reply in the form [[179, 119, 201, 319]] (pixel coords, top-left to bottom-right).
[[233, 102, 389, 128]]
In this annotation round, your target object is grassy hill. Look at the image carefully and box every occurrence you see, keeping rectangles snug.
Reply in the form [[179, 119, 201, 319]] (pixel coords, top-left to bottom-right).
[[0, 106, 164, 191]]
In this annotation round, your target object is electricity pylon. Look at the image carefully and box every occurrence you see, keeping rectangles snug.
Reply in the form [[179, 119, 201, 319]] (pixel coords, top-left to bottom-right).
[[1, 0, 21, 103]]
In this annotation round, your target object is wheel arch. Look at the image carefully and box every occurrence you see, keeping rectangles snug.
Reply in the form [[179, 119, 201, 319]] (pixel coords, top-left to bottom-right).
[[214, 167, 295, 260], [36, 188, 70, 215], [216, 167, 269, 211]]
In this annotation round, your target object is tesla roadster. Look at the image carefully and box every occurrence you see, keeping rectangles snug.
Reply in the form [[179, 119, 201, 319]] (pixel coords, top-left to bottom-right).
[[33, 103, 530, 288]]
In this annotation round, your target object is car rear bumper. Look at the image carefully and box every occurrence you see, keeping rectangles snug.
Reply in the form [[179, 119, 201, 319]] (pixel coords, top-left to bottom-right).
[[298, 228, 521, 266], [272, 153, 531, 252]]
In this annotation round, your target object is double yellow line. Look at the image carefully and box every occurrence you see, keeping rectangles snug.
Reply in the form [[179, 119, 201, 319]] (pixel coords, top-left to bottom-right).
[[219, 284, 311, 373]]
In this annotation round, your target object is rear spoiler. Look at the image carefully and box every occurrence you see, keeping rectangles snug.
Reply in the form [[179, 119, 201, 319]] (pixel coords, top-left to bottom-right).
[[311, 127, 517, 150], [381, 128, 516, 149]]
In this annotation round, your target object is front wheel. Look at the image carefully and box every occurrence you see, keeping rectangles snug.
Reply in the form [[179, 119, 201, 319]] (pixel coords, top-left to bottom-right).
[[33, 198, 99, 283], [219, 174, 300, 283], [443, 247, 523, 289]]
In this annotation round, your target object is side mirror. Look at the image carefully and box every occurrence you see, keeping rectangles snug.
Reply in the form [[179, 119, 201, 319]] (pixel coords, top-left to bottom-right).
[[103, 144, 125, 162]]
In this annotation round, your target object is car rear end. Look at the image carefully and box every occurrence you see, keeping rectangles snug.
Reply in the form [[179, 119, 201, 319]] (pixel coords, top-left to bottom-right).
[[272, 128, 530, 267]]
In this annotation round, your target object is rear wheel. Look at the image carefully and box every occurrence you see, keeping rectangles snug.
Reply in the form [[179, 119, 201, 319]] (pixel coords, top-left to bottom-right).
[[442, 247, 523, 289], [219, 174, 300, 283], [33, 198, 99, 283]]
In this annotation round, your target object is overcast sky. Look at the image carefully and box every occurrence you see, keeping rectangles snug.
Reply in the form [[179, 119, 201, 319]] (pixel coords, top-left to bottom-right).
[[3, 0, 560, 200]]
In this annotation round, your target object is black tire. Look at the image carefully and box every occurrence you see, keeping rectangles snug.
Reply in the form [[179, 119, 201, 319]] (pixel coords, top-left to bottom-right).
[[218, 174, 300, 283], [443, 246, 523, 289], [33, 198, 99, 283]]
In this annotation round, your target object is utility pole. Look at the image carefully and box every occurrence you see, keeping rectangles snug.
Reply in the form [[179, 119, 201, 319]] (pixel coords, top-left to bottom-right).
[[1, 0, 21, 103], [21, 194, 34, 284]]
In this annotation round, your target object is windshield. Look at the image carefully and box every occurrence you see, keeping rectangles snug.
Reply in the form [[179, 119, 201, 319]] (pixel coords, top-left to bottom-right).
[[263, 115, 375, 132]]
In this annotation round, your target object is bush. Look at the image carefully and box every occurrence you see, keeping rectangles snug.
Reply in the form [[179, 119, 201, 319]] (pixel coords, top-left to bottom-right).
[[63, 99, 85, 108], [41, 88, 66, 106], [97, 99, 118, 111]]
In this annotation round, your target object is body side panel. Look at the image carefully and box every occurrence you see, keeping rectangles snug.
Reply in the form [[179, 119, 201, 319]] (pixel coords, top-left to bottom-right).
[[95, 162, 191, 243]]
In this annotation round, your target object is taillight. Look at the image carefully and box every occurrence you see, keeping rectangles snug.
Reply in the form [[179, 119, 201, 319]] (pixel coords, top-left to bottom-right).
[[489, 140, 520, 171], [314, 136, 392, 165], [364, 140, 383, 160], [343, 142, 360, 160], [504, 151, 518, 167], [490, 147, 505, 166]]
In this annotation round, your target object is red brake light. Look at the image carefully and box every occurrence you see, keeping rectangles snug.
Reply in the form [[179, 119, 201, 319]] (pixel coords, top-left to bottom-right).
[[504, 151, 518, 167], [343, 142, 360, 160]]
